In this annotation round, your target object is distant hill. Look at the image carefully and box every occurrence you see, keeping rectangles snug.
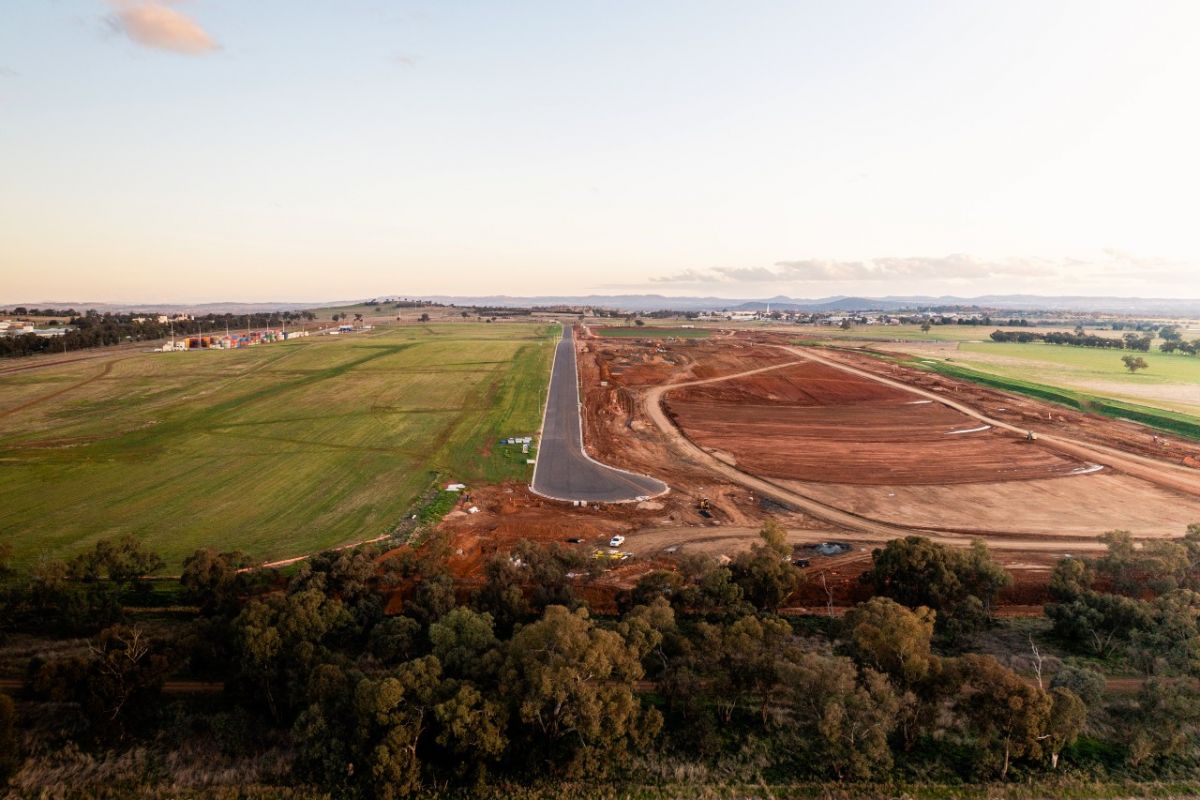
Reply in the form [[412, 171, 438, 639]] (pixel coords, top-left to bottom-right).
[[415, 293, 1200, 315], [9, 294, 1200, 316], [731, 297, 912, 312]]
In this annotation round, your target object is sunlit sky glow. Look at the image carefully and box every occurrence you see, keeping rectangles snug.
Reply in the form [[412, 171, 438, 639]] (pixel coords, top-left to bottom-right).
[[2, 1, 1199, 303]]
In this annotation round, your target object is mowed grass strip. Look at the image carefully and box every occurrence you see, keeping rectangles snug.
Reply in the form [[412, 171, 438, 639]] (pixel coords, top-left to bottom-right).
[[0, 323, 555, 569]]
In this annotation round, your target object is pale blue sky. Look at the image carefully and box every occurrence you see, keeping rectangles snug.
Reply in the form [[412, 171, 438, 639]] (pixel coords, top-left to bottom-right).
[[2, 1, 1198, 302]]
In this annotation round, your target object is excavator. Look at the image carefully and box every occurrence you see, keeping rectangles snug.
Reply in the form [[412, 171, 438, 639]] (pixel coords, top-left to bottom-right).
[[697, 497, 713, 518]]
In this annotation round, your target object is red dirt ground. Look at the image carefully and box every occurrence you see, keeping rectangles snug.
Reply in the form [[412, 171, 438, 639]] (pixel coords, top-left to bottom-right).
[[799, 340, 1200, 470], [663, 360, 1085, 485], [385, 326, 1200, 613]]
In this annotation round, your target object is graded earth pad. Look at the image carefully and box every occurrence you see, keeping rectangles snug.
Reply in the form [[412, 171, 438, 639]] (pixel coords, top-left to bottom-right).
[[663, 361, 1086, 485], [584, 331, 1200, 542], [789, 474, 1200, 538]]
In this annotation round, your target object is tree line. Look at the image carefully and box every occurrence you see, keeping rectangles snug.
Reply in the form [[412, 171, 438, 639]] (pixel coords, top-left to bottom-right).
[[0, 307, 79, 317], [0, 310, 320, 358], [990, 326, 1200, 355], [3, 525, 1200, 794]]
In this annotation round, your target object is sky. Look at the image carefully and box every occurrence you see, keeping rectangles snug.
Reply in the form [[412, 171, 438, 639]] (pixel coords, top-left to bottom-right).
[[2, 0, 1199, 303]]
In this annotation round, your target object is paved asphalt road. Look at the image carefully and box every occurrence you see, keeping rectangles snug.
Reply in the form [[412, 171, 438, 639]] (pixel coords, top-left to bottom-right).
[[531, 326, 668, 502]]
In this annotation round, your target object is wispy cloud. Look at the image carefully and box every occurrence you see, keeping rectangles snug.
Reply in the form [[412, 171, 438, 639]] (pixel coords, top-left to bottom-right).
[[106, 1, 219, 55], [654, 254, 1092, 284], [1095, 248, 1182, 281], [0, 67, 19, 78], [392, 53, 419, 68]]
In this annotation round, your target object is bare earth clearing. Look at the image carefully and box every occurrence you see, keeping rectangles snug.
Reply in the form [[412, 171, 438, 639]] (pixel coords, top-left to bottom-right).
[[444, 326, 1200, 608]]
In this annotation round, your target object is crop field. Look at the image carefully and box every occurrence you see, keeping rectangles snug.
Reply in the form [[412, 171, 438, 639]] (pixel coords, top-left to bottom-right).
[[594, 326, 712, 338], [0, 323, 555, 569]]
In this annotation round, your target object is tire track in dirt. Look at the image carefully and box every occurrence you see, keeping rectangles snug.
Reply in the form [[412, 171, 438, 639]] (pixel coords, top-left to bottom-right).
[[628, 524, 1117, 556], [778, 345, 1200, 499]]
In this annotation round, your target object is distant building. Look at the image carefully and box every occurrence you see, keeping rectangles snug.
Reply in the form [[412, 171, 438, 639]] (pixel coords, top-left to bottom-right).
[[1, 322, 37, 336]]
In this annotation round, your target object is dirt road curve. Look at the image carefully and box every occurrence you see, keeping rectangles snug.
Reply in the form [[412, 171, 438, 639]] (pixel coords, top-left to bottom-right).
[[533, 326, 668, 502], [779, 345, 1200, 499], [642, 359, 929, 537], [642, 346, 1200, 537], [629, 524, 1115, 556]]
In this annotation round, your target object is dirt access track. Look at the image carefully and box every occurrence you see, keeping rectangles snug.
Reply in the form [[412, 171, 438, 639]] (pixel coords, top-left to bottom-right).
[[429, 326, 1200, 611], [554, 325, 1200, 541], [639, 338, 1200, 539]]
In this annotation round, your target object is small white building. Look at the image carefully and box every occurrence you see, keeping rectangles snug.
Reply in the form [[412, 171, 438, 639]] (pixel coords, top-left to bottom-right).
[[1, 322, 36, 336]]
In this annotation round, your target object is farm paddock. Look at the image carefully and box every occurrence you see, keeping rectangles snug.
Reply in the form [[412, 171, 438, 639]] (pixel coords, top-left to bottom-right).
[[0, 323, 554, 568]]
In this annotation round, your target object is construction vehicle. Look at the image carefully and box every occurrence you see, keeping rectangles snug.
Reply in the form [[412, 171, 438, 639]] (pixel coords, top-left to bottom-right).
[[697, 497, 713, 518]]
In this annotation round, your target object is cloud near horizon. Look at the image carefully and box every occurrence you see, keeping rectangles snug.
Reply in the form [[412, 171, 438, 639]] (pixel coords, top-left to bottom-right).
[[651, 253, 1159, 285], [106, 0, 219, 55]]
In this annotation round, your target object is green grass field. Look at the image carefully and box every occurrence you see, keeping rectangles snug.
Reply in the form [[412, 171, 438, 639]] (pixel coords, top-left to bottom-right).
[[943, 341, 1200, 417], [916, 360, 1200, 441], [0, 323, 555, 569], [808, 323, 1068, 343], [307, 300, 433, 319], [594, 326, 711, 338]]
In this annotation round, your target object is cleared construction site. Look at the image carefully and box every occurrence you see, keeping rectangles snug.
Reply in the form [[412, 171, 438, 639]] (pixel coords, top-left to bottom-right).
[[437, 322, 1200, 611]]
